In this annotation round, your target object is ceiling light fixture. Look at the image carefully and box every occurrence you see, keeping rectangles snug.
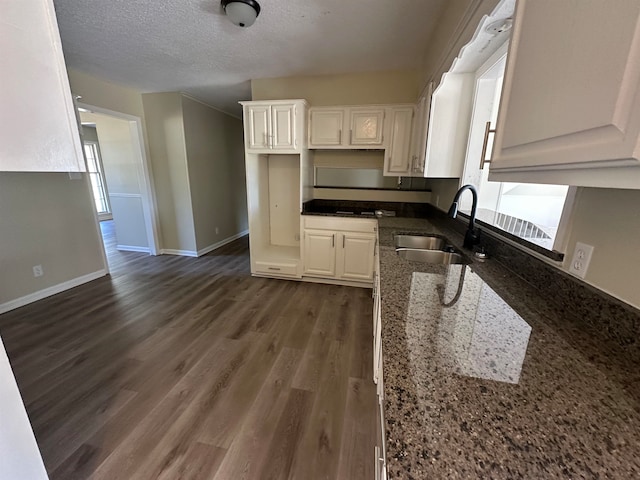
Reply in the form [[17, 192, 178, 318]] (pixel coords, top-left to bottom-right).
[[221, 0, 261, 28]]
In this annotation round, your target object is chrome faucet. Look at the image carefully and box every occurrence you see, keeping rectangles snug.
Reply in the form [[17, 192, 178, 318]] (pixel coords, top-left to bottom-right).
[[448, 184, 481, 250]]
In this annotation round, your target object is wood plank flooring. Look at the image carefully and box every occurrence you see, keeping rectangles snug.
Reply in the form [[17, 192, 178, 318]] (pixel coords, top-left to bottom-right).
[[0, 221, 377, 480]]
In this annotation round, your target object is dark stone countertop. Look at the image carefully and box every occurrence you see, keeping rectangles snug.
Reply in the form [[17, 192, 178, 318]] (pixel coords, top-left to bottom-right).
[[376, 217, 640, 479]]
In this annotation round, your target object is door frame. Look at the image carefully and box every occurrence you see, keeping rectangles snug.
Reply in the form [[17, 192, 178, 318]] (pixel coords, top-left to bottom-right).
[[78, 102, 161, 256]]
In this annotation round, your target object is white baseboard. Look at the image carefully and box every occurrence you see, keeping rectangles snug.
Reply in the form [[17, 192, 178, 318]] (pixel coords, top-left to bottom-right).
[[0, 269, 108, 315], [117, 244, 151, 253], [197, 230, 249, 257], [160, 249, 198, 257], [160, 230, 249, 258]]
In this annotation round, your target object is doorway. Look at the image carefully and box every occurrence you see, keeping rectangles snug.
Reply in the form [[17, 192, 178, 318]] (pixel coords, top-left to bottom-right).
[[78, 104, 159, 264]]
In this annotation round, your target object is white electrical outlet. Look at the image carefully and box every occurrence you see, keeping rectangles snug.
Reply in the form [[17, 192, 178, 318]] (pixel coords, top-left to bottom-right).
[[33, 265, 44, 277], [568, 242, 594, 279]]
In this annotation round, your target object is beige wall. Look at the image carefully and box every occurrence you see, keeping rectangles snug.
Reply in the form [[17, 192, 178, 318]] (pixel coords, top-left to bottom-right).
[[142, 93, 196, 252], [0, 173, 105, 308], [68, 69, 145, 119], [181, 96, 248, 251], [252, 70, 421, 105], [562, 188, 640, 309], [425, 178, 464, 211]]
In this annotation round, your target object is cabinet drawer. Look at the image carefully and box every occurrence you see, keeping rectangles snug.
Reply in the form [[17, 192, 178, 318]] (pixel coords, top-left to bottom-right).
[[303, 215, 377, 233], [254, 261, 298, 276]]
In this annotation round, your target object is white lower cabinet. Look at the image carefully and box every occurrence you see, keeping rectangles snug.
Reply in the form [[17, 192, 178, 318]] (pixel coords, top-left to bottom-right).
[[302, 216, 376, 284], [302, 230, 337, 277], [337, 233, 376, 281]]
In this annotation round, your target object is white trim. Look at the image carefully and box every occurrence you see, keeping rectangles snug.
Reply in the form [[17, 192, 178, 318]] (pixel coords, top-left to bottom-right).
[[117, 245, 151, 253], [0, 269, 108, 315], [77, 102, 161, 256], [196, 230, 249, 256], [160, 230, 249, 258], [108, 192, 142, 198], [161, 249, 198, 257]]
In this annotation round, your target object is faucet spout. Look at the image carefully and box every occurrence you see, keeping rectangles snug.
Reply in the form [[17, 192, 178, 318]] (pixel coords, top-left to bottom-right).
[[448, 184, 480, 250]]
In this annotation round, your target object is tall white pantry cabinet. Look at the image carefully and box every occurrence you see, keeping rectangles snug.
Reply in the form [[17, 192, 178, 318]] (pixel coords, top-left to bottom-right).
[[241, 100, 379, 287], [240, 100, 312, 279]]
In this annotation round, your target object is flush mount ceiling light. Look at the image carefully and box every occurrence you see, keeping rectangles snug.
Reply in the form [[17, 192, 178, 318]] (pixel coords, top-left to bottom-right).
[[221, 0, 261, 28]]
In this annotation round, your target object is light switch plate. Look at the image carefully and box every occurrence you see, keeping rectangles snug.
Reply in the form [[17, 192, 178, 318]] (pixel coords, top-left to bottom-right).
[[568, 242, 594, 279]]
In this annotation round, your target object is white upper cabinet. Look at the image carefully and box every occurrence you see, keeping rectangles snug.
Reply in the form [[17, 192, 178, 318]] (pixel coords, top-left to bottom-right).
[[241, 100, 307, 153], [1, 0, 85, 172], [349, 108, 385, 146], [424, 72, 475, 178], [408, 85, 433, 177], [309, 109, 345, 146], [308, 106, 385, 149], [383, 107, 414, 176], [489, 0, 640, 188], [245, 104, 271, 150]]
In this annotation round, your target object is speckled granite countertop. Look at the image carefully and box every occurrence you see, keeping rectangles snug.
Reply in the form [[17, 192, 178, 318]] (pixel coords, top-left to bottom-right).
[[376, 217, 640, 479]]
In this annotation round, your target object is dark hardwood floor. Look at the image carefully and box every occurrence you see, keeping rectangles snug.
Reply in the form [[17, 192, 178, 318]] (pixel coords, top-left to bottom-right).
[[0, 221, 377, 479]]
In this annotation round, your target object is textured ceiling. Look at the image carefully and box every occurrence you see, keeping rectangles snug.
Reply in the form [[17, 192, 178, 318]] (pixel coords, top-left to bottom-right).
[[53, 0, 448, 117]]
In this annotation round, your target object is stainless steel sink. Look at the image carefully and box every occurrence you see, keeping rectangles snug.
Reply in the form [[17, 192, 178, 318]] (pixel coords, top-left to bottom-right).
[[396, 248, 470, 265], [394, 234, 447, 251]]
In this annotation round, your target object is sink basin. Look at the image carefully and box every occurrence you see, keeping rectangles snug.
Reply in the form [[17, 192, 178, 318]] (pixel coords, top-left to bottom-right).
[[394, 234, 447, 251], [396, 248, 470, 265]]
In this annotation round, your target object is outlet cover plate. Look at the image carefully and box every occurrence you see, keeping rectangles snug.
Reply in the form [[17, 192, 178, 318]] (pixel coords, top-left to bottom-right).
[[568, 242, 594, 279]]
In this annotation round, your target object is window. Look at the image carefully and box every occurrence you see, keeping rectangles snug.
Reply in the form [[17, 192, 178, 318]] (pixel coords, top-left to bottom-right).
[[460, 44, 570, 253], [83, 142, 110, 215]]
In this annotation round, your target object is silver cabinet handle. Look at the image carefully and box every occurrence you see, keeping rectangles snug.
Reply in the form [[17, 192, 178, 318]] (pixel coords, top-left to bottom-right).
[[350, 129, 353, 144], [268, 267, 281, 271], [480, 121, 496, 170], [332, 234, 335, 248], [338, 129, 342, 144], [342, 235, 345, 248]]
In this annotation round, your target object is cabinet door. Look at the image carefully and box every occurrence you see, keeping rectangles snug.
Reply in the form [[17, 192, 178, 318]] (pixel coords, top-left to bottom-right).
[[337, 233, 376, 281], [303, 229, 336, 277], [410, 85, 433, 176], [384, 107, 414, 175], [309, 108, 345, 147], [373, 272, 382, 384], [271, 104, 296, 151], [490, 0, 640, 187], [245, 105, 271, 150], [350, 108, 385, 145]]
